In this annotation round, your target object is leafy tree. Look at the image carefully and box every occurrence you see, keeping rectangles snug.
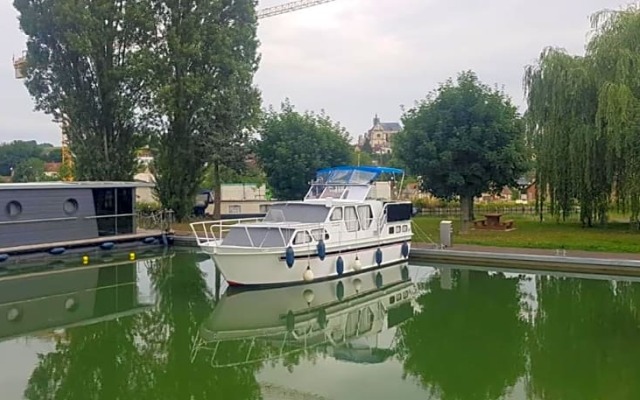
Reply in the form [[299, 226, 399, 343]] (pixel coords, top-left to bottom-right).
[[147, 0, 260, 221], [13, 0, 153, 181], [395, 71, 528, 230], [524, 6, 640, 228], [11, 157, 47, 182], [256, 100, 354, 200], [352, 148, 374, 166], [0, 140, 53, 176]]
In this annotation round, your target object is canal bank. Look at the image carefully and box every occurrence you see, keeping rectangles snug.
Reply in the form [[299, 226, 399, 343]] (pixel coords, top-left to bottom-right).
[[173, 232, 640, 277]]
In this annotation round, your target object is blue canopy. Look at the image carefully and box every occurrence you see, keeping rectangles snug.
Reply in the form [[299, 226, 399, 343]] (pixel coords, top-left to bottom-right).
[[313, 165, 404, 187], [317, 165, 404, 176]]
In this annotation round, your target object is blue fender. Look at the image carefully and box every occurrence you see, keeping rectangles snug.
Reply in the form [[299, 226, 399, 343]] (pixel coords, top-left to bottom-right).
[[100, 242, 115, 250], [336, 256, 344, 276], [285, 246, 295, 268], [317, 239, 326, 261], [143, 237, 157, 244], [375, 248, 383, 266], [50, 247, 66, 255], [0, 254, 8, 263], [401, 242, 409, 258]]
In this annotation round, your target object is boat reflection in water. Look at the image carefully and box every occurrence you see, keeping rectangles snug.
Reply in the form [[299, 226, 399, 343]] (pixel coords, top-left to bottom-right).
[[0, 251, 172, 342], [195, 262, 420, 367]]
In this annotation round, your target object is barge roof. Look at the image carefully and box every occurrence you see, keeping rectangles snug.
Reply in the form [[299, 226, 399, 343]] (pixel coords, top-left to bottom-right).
[[0, 181, 154, 190]]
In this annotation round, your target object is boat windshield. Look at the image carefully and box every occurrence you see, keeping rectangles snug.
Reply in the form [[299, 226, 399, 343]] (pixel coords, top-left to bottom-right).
[[305, 166, 404, 201]]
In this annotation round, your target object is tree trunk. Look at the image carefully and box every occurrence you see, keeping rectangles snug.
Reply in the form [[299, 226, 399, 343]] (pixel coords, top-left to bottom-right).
[[460, 195, 474, 233], [212, 161, 222, 220]]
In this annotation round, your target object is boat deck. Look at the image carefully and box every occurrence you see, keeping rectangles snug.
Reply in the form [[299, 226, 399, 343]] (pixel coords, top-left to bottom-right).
[[0, 229, 167, 255]]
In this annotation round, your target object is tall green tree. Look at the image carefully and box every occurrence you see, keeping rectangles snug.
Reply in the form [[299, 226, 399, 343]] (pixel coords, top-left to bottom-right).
[[395, 71, 528, 231], [147, 0, 261, 221], [256, 100, 354, 200], [13, 0, 153, 181], [524, 5, 640, 227]]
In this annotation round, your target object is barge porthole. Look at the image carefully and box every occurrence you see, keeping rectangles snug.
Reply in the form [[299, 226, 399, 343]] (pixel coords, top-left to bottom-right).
[[63, 198, 79, 215], [5, 201, 22, 217], [65, 297, 78, 311], [7, 307, 20, 322]]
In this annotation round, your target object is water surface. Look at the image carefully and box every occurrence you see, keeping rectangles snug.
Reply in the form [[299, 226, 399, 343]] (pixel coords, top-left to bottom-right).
[[1, 249, 639, 400]]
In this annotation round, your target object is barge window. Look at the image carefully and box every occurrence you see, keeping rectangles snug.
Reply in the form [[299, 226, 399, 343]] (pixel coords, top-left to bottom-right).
[[63, 198, 79, 215], [92, 188, 134, 236], [344, 206, 359, 232], [117, 188, 133, 214], [5, 201, 22, 218]]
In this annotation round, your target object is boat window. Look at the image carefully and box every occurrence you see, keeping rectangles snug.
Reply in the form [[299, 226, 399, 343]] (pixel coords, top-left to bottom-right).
[[357, 205, 373, 230], [223, 227, 293, 247], [388, 226, 394, 234], [330, 207, 343, 221], [344, 206, 359, 232], [310, 228, 327, 241], [402, 225, 408, 232], [263, 204, 330, 223], [293, 231, 313, 245]]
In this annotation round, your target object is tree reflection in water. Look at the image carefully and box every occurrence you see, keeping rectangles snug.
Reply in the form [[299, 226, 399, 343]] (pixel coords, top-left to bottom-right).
[[528, 276, 640, 400], [397, 269, 527, 400], [23, 253, 266, 400]]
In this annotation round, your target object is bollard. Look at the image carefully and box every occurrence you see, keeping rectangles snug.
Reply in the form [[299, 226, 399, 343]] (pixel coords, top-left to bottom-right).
[[440, 220, 453, 248]]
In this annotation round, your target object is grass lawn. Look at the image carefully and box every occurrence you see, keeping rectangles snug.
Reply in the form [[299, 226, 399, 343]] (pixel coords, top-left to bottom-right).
[[412, 214, 640, 253], [169, 213, 640, 254]]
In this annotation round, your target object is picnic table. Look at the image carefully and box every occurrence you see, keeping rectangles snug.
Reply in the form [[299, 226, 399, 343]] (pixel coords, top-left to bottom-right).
[[472, 213, 515, 230]]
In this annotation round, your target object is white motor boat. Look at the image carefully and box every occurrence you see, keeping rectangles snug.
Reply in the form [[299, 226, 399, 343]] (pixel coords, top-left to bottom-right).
[[190, 166, 414, 286]]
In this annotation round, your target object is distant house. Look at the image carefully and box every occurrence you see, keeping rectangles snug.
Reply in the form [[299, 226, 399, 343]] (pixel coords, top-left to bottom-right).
[[43, 162, 61, 178], [359, 115, 402, 155]]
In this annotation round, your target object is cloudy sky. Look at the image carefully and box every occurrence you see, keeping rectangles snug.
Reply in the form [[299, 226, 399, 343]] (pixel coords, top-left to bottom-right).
[[0, 0, 631, 145]]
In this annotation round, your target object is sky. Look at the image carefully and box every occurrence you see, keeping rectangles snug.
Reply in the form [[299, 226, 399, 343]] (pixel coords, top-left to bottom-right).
[[0, 0, 633, 145]]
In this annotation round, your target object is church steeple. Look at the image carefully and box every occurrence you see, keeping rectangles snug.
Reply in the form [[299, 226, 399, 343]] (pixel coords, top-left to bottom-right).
[[373, 114, 380, 126]]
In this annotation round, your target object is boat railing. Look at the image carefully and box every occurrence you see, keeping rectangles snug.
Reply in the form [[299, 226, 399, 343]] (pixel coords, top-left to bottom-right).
[[189, 217, 264, 246]]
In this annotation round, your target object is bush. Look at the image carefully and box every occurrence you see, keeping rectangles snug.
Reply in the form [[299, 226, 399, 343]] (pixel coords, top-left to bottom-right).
[[137, 201, 162, 215]]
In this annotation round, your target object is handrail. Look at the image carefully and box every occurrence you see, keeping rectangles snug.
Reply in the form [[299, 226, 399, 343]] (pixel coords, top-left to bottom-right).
[[189, 217, 264, 246]]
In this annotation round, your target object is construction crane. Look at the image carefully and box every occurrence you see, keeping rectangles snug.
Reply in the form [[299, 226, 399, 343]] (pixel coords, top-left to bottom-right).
[[12, 0, 338, 181], [258, 0, 336, 19]]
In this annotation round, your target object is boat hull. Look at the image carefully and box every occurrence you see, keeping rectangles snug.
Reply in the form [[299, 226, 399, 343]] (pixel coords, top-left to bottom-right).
[[200, 238, 411, 286]]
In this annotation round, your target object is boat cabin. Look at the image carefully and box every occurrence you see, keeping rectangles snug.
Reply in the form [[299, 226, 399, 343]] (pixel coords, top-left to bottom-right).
[[220, 166, 413, 249], [0, 181, 154, 249]]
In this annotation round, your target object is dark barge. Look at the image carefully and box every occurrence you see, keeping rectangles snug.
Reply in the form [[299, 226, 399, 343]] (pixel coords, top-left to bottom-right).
[[0, 181, 173, 264]]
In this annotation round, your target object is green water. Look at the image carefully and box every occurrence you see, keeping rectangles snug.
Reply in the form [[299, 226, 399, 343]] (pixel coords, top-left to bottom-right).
[[2, 249, 640, 400]]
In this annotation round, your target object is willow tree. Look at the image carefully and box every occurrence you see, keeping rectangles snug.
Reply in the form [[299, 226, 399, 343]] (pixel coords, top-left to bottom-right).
[[524, 5, 640, 227]]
